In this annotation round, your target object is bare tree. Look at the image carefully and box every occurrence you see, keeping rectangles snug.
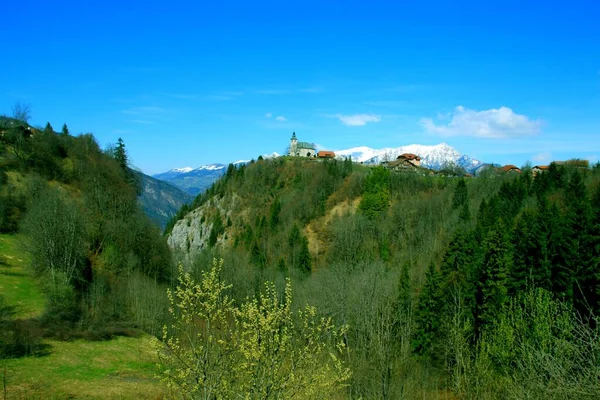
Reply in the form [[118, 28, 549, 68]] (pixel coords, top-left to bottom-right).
[[11, 101, 31, 123]]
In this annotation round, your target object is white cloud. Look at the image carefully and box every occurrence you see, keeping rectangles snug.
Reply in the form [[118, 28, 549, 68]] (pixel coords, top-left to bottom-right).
[[335, 113, 381, 126], [420, 106, 541, 138], [265, 112, 272, 118], [275, 116, 286, 121], [532, 152, 552, 164]]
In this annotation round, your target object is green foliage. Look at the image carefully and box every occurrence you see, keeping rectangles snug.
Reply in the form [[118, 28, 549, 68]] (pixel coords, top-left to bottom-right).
[[153, 259, 350, 398], [269, 197, 281, 230], [469, 288, 600, 399], [208, 210, 224, 247], [359, 166, 390, 218], [413, 262, 442, 355], [476, 220, 511, 332], [452, 178, 468, 209], [298, 234, 312, 274]]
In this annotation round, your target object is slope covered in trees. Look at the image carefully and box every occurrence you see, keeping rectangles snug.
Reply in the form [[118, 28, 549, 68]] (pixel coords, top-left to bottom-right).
[[0, 116, 173, 345], [167, 155, 600, 398]]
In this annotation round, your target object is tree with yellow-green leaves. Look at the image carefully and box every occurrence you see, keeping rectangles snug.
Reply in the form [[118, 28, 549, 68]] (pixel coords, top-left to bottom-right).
[[152, 259, 351, 399]]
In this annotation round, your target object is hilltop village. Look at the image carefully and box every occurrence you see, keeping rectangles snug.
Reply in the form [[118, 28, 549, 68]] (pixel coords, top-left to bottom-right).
[[286, 131, 591, 177]]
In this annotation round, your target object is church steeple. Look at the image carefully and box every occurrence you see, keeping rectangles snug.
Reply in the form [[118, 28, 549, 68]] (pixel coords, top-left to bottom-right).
[[289, 132, 298, 156]]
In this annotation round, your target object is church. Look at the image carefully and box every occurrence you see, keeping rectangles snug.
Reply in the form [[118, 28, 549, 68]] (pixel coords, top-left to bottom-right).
[[288, 132, 316, 157]]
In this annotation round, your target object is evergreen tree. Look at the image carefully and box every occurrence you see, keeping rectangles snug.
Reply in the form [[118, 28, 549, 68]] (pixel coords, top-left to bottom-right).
[[589, 185, 600, 316], [112, 137, 141, 194], [564, 171, 592, 315], [44, 122, 54, 134], [459, 201, 471, 223], [547, 162, 565, 189], [413, 262, 442, 355], [452, 179, 468, 209], [298, 235, 312, 274], [250, 240, 266, 268], [511, 208, 544, 294], [114, 137, 128, 171], [61, 123, 69, 136], [440, 231, 479, 320], [269, 198, 282, 230], [476, 220, 511, 334]]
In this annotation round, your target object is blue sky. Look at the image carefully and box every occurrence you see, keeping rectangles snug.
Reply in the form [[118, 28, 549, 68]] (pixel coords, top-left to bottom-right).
[[1, 0, 599, 174]]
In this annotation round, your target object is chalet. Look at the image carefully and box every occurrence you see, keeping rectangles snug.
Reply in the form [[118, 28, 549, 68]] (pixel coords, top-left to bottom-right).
[[288, 132, 316, 157], [383, 153, 423, 173], [499, 165, 521, 174], [532, 165, 549, 177], [317, 150, 335, 159], [396, 153, 421, 167]]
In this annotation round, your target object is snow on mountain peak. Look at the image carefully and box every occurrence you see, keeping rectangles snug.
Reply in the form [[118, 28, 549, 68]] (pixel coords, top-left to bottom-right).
[[335, 143, 481, 172], [171, 167, 194, 173], [194, 164, 226, 171]]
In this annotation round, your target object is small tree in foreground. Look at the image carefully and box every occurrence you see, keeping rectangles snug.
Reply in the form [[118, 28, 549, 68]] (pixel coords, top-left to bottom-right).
[[152, 259, 350, 399]]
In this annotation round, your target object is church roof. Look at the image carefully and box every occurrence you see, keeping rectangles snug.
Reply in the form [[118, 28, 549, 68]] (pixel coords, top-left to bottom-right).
[[297, 141, 315, 149]]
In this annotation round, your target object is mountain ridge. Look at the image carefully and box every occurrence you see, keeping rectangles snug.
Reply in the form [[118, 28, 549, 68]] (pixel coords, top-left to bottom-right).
[[154, 143, 481, 195]]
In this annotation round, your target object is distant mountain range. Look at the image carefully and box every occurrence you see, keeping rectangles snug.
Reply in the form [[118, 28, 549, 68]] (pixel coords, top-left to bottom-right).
[[153, 144, 482, 195], [152, 153, 279, 196], [334, 143, 482, 172], [135, 171, 194, 229]]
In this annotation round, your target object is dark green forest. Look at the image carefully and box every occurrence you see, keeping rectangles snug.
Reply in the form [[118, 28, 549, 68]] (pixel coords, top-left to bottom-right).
[[2, 111, 600, 398]]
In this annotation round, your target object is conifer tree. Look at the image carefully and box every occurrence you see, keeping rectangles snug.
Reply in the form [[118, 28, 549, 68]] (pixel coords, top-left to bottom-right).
[[564, 171, 592, 314], [511, 208, 543, 294], [452, 179, 468, 209], [440, 231, 479, 319], [269, 197, 282, 230], [413, 262, 442, 355], [476, 219, 511, 334], [44, 122, 53, 134], [61, 123, 69, 136], [298, 235, 312, 274], [114, 137, 128, 171], [589, 185, 600, 316]]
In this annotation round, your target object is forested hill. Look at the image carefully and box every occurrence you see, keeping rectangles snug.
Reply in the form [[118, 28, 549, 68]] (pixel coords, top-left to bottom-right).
[[166, 155, 600, 398], [0, 117, 173, 324]]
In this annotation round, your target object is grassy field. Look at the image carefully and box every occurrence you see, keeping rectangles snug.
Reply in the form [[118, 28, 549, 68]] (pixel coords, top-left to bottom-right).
[[0, 234, 45, 318], [1, 233, 166, 399], [1, 335, 165, 399]]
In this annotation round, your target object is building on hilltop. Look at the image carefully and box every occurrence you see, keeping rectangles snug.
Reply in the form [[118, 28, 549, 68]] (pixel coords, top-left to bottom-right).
[[317, 150, 335, 159], [532, 165, 549, 177], [499, 165, 521, 174], [397, 153, 421, 167], [382, 153, 425, 173], [288, 132, 316, 157], [383, 153, 422, 170]]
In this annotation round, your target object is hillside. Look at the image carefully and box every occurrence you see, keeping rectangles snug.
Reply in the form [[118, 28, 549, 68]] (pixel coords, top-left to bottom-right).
[[166, 156, 600, 398], [153, 143, 482, 196], [136, 170, 193, 229]]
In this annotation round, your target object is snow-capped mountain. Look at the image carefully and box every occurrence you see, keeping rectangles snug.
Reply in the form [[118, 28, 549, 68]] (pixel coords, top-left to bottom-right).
[[154, 145, 481, 196], [153, 153, 282, 195], [335, 143, 482, 172], [172, 167, 194, 173]]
